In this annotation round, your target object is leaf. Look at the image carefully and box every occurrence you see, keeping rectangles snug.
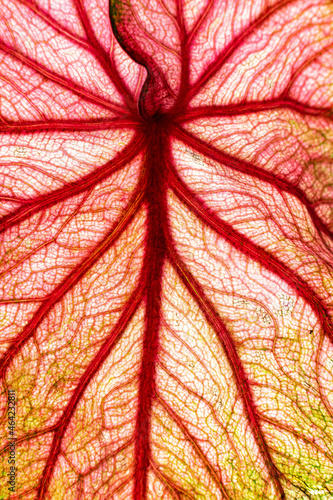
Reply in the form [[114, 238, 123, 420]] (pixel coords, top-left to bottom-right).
[[0, 0, 333, 499]]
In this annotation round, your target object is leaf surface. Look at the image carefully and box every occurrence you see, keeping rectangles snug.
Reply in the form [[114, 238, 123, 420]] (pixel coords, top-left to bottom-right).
[[0, 0, 333, 499]]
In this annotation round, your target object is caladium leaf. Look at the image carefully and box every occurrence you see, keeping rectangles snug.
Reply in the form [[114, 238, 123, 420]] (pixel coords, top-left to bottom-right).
[[0, 0, 333, 498]]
